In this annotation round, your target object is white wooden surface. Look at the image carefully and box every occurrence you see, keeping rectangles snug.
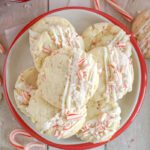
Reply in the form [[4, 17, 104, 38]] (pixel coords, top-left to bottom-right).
[[0, 0, 150, 150]]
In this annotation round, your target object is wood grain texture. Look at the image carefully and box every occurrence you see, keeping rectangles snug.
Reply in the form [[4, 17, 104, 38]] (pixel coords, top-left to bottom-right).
[[0, 0, 48, 34], [49, 0, 70, 10]]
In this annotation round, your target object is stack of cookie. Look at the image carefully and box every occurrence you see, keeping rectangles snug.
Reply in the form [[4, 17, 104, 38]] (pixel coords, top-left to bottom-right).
[[14, 16, 134, 143]]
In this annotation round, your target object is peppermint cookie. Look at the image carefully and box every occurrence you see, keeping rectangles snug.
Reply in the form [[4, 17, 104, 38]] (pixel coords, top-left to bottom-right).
[[27, 89, 87, 139], [29, 16, 84, 71], [38, 48, 99, 109], [14, 67, 38, 115], [82, 22, 132, 57], [132, 9, 150, 58], [88, 46, 134, 102], [77, 100, 121, 143]]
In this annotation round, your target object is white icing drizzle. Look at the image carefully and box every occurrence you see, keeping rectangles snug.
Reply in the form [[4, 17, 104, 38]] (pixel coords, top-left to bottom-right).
[[42, 50, 98, 138], [50, 25, 81, 49], [109, 30, 126, 45], [103, 46, 133, 101]]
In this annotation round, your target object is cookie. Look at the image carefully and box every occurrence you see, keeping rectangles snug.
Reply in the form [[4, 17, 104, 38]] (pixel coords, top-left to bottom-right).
[[88, 46, 134, 102], [77, 100, 121, 143], [29, 16, 84, 71], [82, 22, 132, 57], [14, 67, 38, 115], [37, 48, 99, 109], [27, 89, 87, 139], [132, 9, 150, 58]]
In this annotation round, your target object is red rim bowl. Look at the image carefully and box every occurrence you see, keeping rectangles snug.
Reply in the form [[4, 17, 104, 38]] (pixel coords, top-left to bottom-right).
[[3, 7, 147, 150]]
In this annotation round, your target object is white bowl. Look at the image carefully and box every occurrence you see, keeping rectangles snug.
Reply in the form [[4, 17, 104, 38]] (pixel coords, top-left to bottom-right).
[[3, 7, 147, 149]]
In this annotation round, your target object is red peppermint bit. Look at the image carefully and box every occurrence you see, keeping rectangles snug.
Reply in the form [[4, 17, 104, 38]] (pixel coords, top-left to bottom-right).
[[52, 124, 58, 128], [84, 123, 90, 130], [116, 42, 126, 48], [78, 58, 86, 66], [64, 109, 69, 115], [95, 122, 104, 130], [66, 114, 82, 120], [109, 64, 116, 69], [124, 83, 127, 89], [63, 122, 72, 130], [22, 91, 30, 105], [67, 113, 79, 116], [0, 43, 5, 54], [82, 71, 87, 77], [54, 130, 60, 137], [43, 47, 52, 54]]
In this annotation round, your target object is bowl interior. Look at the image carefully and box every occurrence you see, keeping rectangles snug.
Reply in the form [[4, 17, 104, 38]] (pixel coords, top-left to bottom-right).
[[6, 9, 141, 145]]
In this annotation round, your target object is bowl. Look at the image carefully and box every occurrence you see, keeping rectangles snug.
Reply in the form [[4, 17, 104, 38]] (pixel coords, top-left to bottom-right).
[[3, 7, 147, 149]]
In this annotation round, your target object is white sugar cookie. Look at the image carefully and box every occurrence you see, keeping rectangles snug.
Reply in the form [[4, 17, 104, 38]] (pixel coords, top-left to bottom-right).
[[38, 48, 99, 109], [132, 9, 150, 58], [27, 89, 87, 139], [29, 16, 84, 71], [88, 46, 134, 102], [14, 67, 38, 115], [82, 22, 132, 57], [77, 100, 121, 143]]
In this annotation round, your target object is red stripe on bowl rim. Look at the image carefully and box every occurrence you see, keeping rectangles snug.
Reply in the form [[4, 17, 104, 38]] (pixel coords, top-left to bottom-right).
[[3, 7, 147, 150]]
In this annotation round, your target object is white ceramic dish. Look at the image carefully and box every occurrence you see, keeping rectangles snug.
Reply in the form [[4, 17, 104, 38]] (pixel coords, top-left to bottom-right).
[[3, 7, 147, 149]]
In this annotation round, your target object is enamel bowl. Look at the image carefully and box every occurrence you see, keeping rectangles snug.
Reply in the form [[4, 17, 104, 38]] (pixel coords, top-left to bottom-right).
[[3, 7, 147, 149]]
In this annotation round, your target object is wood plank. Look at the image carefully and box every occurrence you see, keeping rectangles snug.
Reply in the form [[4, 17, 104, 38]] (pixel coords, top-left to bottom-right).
[[0, 0, 48, 34], [49, 0, 70, 10]]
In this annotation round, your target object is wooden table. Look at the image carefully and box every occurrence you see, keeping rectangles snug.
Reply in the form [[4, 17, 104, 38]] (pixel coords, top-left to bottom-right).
[[0, 0, 150, 149]]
